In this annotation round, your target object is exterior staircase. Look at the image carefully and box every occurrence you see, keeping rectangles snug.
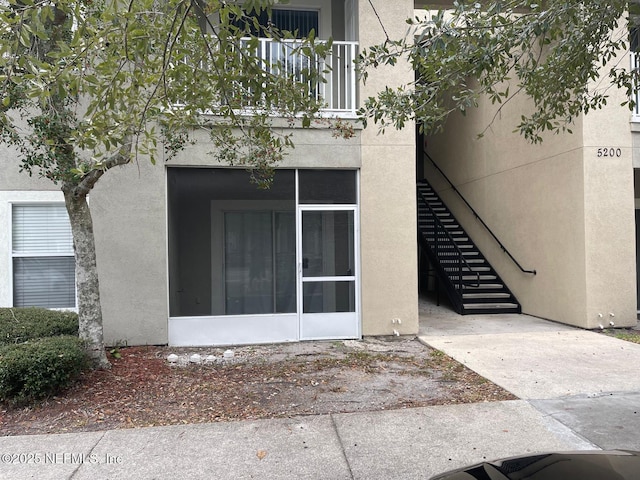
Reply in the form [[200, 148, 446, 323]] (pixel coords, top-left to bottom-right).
[[417, 180, 521, 315]]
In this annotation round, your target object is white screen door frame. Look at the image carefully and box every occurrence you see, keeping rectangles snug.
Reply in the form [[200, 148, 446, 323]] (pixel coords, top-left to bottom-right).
[[297, 204, 360, 340]]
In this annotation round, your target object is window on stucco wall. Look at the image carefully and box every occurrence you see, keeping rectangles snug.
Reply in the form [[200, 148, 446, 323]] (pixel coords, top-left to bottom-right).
[[11, 203, 76, 309]]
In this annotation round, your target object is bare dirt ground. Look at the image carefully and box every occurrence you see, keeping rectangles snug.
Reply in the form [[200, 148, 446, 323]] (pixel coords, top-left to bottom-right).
[[0, 337, 516, 436]]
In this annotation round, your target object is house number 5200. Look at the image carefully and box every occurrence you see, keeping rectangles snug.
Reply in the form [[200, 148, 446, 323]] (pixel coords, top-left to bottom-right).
[[597, 148, 622, 157]]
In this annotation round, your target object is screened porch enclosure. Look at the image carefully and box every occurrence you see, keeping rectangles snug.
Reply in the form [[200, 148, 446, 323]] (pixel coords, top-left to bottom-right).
[[168, 168, 296, 318], [167, 167, 360, 346]]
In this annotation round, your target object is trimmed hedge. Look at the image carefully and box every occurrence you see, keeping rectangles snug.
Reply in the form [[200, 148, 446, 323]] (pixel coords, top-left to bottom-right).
[[0, 308, 78, 346], [0, 336, 89, 404]]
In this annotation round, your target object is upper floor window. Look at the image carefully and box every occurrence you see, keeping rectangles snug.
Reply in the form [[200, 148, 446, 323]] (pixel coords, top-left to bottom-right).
[[232, 8, 319, 38], [632, 0, 640, 51]]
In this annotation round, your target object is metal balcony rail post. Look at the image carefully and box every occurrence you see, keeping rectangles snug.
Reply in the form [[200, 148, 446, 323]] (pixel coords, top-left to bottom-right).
[[632, 51, 640, 119]]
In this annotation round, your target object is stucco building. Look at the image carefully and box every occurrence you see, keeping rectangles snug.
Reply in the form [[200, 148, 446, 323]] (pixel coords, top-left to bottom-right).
[[0, 1, 637, 347]]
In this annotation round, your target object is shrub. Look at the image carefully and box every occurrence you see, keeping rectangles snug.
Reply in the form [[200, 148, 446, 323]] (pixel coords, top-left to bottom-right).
[[0, 308, 78, 345], [0, 336, 89, 404]]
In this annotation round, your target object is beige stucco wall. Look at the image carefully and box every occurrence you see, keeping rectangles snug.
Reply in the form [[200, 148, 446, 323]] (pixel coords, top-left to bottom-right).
[[358, 0, 418, 336], [581, 49, 637, 328], [426, 41, 636, 328], [0, 143, 59, 191], [168, 123, 363, 169], [90, 160, 169, 345]]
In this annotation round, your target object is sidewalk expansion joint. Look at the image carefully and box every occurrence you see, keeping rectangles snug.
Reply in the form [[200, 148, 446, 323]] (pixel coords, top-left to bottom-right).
[[69, 431, 106, 479], [330, 414, 355, 480]]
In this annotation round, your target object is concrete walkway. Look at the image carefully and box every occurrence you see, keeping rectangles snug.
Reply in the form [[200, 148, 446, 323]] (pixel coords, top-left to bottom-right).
[[419, 300, 640, 451], [2, 301, 640, 480]]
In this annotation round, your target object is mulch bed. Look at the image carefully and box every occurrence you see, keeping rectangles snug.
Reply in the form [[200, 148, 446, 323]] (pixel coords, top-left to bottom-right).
[[0, 338, 516, 436]]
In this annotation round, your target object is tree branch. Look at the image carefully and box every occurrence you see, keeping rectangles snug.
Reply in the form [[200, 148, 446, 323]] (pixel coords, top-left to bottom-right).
[[73, 138, 133, 197]]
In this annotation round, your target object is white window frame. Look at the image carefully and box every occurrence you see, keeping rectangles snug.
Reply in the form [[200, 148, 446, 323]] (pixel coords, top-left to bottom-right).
[[0, 191, 77, 311]]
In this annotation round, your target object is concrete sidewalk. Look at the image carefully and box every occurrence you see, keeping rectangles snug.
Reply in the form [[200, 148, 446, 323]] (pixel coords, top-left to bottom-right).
[[0, 400, 594, 480], [1, 301, 639, 479]]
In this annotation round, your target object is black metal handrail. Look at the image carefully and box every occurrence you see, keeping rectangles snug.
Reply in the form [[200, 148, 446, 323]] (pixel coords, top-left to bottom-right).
[[425, 153, 537, 275], [417, 188, 480, 292]]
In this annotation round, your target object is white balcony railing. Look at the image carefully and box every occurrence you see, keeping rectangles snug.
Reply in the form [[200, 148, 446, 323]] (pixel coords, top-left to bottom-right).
[[173, 38, 356, 117], [237, 38, 359, 116], [632, 51, 640, 121], [174, 39, 358, 117]]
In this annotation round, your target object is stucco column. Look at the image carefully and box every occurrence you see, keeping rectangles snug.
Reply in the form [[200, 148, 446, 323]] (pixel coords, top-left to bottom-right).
[[358, 0, 419, 335]]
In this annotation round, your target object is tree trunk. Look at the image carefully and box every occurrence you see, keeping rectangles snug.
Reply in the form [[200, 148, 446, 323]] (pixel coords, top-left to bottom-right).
[[63, 188, 111, 369]]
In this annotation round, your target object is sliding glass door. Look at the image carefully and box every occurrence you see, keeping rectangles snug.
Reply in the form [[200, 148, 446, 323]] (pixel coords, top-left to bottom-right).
[[223, 211, 296, 315]]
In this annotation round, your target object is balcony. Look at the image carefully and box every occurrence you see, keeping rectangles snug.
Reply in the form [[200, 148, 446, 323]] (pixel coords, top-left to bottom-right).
[[172, 2, 359, 119], [237, 37, 359, 117], [175, 37, 358, 118]]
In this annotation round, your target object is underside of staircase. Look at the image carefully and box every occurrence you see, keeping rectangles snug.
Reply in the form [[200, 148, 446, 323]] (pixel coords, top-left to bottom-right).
[[417, 180, 521, 315]]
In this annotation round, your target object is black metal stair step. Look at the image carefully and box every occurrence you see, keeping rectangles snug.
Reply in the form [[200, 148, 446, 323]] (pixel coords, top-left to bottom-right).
[[444, 277, 497, 285], [437, 251, 480, 260], [422, 235, 469, 244], [463, 300, 518, 307], [420, 212, 454, 218], [430, 225, 466, 236], [464, 291, 512, 297], [461, 303, 521, 314], [434, 243, 475, 250], [435, 245, 479, 251], [462, 283, 507, 291], [437, 251, 480, 257], [420, 222, 464, 229], [453, 283, 502, 290], [418, 219, 463, 230], [446, 277, 498, 285], [439, 258, 481, 264], [420, 234, 468, 241], [421, 225, 465, 233], [443, 263, 490, 269], [438, 241, 478, 250], [451, 257, 485, 263], [440, 265, 489, 272], [462, 293, 513, 302], [443, 273, 485, 282], [448, 274, 498, 281]]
